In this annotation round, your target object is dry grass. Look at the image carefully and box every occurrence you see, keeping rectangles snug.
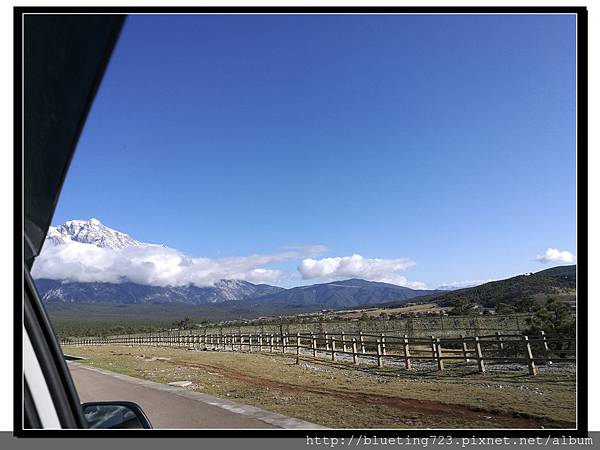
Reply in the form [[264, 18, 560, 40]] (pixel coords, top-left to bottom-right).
[[336, 303, 449, 319], [64, 344, 576, 429]]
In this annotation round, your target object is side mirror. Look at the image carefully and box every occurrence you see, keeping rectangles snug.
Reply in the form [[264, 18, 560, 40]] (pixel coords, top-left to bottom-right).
[[82, 401, 153, 429]]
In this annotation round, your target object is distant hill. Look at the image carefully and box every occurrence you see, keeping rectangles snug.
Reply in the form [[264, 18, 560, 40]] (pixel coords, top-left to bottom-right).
[[252, 278, 441, 309], [426, 265, 576, 309], [535, 265, 576, 283], [43, 279, 440, 336], [36, 277, 437, 310]]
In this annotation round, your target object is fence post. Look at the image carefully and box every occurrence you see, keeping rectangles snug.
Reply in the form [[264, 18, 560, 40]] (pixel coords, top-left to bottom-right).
[[270, 334, 274, 352], [496, 331, 504, 351], [312, 334, 317, 357], [249, 334, 253, 352], [541, 330, 551, 364], [430, 335, 437, 366], [331, 336, 337, 361], [436, 338, 444, 371], [296, 333, 301, 364], [524, 336, 539, 376], [359, 332, 366, 354], [341, 332, 347, 353], [381, 333, 387, 356], [282, 333, 287, 353], [325, 333, 330, 351], [403, 334, 412, 370], [259, 333, 263, 352], [352, 338, 359, 365], [376, 339, 383, 367], [475, 336, 485, 373], [461, 335, 470, 363]]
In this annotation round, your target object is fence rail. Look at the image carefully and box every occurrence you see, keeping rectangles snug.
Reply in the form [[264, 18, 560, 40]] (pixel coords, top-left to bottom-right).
[[61, 330, 575, 376]]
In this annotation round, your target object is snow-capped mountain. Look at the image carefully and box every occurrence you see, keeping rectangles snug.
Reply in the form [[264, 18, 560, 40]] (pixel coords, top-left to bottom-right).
[[34, 219, 436, 308], [35, 278, 285, 305], [46, 218, 149, 250], [36, 218, 287, 304]]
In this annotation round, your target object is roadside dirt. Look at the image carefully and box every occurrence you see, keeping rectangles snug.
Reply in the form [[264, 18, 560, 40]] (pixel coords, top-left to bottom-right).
[[165, 356, 573, 429]]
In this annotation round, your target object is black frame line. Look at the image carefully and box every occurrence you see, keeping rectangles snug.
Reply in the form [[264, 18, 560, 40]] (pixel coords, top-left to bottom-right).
[[14, 5, 588, 439]]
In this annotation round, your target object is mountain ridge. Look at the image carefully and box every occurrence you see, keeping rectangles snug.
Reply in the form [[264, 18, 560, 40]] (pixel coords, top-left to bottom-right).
[[34, 277, 437, 307], [34, 219, 436, 308], [386, 265, 577, 310]]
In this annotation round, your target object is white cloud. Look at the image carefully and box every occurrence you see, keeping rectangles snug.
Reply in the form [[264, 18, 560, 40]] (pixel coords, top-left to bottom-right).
[[32, 239, 428, 290], [298, 254, 426, 289], [31, 241, 325, 287], [535, 248, 576, 264]]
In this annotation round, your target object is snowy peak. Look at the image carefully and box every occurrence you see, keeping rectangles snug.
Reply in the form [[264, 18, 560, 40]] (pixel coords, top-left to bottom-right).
[[47, 218, 146, 250]]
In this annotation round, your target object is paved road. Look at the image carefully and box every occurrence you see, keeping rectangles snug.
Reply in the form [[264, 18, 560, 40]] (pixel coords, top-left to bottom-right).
[[69, 363, 319, 429]]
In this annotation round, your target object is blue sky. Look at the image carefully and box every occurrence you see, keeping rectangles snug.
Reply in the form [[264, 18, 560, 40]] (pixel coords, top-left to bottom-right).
[[51, 14, 577, 289]]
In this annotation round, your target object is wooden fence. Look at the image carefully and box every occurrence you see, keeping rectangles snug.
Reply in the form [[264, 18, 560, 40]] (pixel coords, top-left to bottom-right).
[[196, 314, 533, 339], [61, 330, 575, 376]]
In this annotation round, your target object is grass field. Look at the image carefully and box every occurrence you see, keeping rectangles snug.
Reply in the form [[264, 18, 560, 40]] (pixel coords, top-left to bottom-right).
[[63, 344, 576, 429], [336, 303, 449, 318]]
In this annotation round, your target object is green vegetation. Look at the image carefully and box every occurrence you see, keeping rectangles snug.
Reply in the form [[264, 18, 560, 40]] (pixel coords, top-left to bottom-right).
[[51, 319, 169, 337], [171, 317, 196, 330], [49, 304, 533, 339], [46, 303, 214, 336], [45, 301, 318, 336], [431, 266, 576, 310], [525, 297, 576, 337]]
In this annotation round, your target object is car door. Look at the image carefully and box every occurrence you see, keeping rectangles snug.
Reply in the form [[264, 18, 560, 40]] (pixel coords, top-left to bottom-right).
[[21, 13, 125, 430]]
